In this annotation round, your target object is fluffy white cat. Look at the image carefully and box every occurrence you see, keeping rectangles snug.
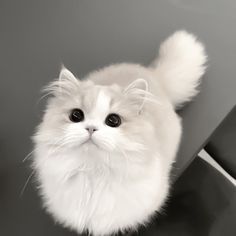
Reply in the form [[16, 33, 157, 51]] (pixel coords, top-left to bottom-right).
[[33, 31, 207, 235]]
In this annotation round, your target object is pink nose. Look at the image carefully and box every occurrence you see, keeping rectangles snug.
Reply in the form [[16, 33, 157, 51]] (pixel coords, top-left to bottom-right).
[[85, 126, 98, 135]]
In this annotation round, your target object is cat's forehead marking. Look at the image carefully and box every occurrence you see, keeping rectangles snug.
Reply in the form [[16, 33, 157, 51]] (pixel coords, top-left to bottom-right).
[[92, 90, 111, 116]]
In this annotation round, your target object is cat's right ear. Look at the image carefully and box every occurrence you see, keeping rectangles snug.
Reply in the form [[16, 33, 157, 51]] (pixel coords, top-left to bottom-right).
[[56, 66, 80, 95], [59, 66, 78, 83], [43, 66, 80, 97]]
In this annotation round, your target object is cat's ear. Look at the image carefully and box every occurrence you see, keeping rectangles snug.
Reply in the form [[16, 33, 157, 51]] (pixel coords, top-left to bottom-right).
[[59, 66, 78, 83], [124, 78, 149, 113], [124, 78, 148, 93], [43, 66, 80, 97], [55, 66, 80, 95]]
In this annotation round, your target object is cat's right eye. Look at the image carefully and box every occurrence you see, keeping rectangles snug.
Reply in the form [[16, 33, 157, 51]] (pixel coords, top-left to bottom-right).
[[69, 109, 84, 123]]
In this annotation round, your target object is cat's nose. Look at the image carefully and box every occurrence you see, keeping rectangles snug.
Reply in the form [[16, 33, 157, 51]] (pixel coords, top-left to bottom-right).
[[85, 126, 98, 135]]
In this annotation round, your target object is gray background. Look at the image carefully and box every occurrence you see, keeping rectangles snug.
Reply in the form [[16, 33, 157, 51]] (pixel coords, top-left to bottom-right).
[[0, 0, 236, 235]]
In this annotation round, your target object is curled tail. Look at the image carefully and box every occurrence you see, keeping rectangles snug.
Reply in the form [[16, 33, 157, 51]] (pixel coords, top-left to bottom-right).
[[151, 30, 207, 108]]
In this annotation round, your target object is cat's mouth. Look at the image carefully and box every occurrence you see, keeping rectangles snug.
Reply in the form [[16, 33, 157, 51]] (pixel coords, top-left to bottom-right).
[[81, 137, 99, 148]]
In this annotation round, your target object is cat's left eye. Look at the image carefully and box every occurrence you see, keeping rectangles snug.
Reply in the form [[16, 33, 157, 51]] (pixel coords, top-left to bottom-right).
[[105, 113, 121, 128]]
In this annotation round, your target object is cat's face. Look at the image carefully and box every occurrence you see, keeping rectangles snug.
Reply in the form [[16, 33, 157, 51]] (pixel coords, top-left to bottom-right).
[[34, 68, 155, 162]]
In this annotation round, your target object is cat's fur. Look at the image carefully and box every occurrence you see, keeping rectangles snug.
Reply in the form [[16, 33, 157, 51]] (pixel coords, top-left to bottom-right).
[[33, 31, 207, 235]]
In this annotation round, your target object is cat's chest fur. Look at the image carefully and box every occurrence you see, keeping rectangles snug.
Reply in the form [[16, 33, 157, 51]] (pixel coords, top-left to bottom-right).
[[37, 149, 168, 233]]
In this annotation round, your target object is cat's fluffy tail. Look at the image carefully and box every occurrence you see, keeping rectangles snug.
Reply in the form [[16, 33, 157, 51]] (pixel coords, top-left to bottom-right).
[[151, 30, 207, 108]]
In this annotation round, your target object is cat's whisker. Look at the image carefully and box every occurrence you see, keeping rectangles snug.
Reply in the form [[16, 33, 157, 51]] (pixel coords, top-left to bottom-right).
[[49, 142, 69, 155], [63, 135, 86, 142], [45, 135, 87, 156], [51, 135, 85, 152], [47, 138, 69, 155], [50, 135, 77, 146], [22, 149, 36, 162], [20, 170, 35, 197], [36, 91, 54, 105], [47, 137, 65, 146]]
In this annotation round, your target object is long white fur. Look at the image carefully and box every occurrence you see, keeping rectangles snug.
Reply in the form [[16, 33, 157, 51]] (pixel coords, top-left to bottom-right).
[[151, 30, 207, 108], [33, 31, 207, 236]]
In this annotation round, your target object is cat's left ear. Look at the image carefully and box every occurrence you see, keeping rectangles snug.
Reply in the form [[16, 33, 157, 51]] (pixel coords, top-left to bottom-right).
[[124, 78, 149, 113]]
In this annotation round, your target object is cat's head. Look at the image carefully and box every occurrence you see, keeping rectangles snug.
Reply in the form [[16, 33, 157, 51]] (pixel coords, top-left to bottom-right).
[[34, 67, 157, 165]]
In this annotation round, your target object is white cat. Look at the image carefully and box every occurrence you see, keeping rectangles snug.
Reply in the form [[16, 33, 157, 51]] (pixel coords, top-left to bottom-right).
[[33, 31, 207, 235]]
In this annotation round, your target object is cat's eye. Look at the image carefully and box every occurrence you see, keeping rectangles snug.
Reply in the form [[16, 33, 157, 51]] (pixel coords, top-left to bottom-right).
[[69, 109, 84, 123], [105, 113, 121, 128]]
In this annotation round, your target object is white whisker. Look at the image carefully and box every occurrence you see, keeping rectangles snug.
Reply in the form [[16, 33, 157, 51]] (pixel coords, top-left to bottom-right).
[[36, 91, 54, 105], [20, 170, 35, 197], [22, 149, 36, 162]]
